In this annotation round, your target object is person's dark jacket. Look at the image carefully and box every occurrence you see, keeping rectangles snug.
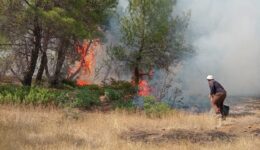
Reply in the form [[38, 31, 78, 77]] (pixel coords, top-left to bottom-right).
[[208, 80, 226, 95]]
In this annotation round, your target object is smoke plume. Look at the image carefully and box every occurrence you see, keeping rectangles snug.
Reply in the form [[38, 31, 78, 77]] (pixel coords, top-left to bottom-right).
[[115, 0, 260, 98], [176, 0, 260, 96]]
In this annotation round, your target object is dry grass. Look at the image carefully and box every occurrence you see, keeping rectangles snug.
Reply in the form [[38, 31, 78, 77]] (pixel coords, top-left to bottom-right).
[[0, 105, 259, 150]]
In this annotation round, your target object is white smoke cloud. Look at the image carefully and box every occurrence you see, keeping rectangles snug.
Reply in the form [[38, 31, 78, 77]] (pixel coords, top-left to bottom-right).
[[118, 0, 128, 10], [176, 0, 260, 96]]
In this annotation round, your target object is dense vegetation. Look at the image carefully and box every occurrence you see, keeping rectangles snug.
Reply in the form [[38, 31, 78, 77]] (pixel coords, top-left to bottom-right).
[[0, 80, 137, 109], [0, 0, 190, 114]]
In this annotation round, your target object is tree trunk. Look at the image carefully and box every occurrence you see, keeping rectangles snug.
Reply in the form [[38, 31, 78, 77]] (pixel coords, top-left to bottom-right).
[[35, 51, 47, 83], [134, 66, 140, 85], [22, 16, 41, 86], [36, 32, 50, 84], [49, 38, 69, 86]]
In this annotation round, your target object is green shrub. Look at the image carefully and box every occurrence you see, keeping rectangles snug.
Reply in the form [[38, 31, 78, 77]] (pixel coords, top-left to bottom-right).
[[0, 82, 137, 110], [0, 85, 29, 103], [144, 96, 171, 118], [71, 88, 100, 109], [78, 84, 104, 95], [112, 99, 135, 110], [24, 87, 53, 105], [0, 84, 70, 107], [61, 80, 77, 88], [103, 80, 136, 109], [103, 79, 136, 96], [105, 88, 123, 101]]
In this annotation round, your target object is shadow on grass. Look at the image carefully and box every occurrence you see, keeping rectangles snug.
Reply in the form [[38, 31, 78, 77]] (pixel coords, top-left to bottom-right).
[[121, 129, 235, 144], [251, 129, 260, 137]]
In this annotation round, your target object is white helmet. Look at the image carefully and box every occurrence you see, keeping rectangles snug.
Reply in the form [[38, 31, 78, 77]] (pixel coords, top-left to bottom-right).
[[206, 75, 214, 80]]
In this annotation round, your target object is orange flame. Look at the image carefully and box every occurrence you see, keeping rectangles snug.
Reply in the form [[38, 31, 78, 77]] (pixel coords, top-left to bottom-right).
[[135, 69, 155, 96], [138, 80, 151, 96], [68, 39, 100, 86]]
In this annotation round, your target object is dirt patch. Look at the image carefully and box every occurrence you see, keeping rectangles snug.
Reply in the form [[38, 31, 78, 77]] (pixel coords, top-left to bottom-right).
[[121, 129, 235, 144]]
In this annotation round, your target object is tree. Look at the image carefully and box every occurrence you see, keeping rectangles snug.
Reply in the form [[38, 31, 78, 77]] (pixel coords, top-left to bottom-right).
[[0, 0, 118, 86], [110, 0, 190, 85], [0, 0, 41, 86]]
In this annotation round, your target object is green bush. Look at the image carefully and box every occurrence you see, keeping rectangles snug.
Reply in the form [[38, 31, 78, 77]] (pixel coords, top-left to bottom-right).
[[103, 80, 136, 109], [0, 84, 70, 106], [61, 79, 77, 88], [105, 88, 123, 101], [0, 82, 137, 110], [144, 96, 171, 118], [24, 87, 53, 105], [103, 79, 136, 96], [0, 85, 29, 103], [82, 84, 104, 95], [113, 100, 135, 110], [71, 87, 101, 109]]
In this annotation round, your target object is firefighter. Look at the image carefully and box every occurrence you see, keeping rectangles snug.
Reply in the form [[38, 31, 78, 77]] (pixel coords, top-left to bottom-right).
[[207, 75, 227, 119]]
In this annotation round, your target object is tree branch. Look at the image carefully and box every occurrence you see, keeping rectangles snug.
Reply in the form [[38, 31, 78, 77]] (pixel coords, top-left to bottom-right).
[[23, 0, 33, 7], [10, 67, 23, 82]]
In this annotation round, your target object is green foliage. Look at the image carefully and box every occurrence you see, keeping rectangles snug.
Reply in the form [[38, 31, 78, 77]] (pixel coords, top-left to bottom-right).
[[110, 0, 191, 81], [105, 88, 122, 101], [107, 45, 128, 61], [0, 33, 9, 47], [0, 85, 29, 103], [103, 80, 136, 109], [24, 87, 69, 106], [104, 79, 136, 96], [61, 80, 77, 88], [0, 82, 136, 110], [37, 0, 118, 39], [0, 0, 118, 86], [144, 96, 171, 118], [0, 84, 69, 106], [113, 99, 135, 110], [71, 87, 101, 109]]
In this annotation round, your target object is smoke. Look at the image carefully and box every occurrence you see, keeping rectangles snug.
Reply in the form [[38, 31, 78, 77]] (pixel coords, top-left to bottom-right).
[[175, 0, 260, 96], [109, 0, 260, 97], [118, 0, 128, 10]]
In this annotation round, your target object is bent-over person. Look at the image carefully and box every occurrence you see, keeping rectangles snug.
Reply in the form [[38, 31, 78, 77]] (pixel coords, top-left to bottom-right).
[[207, 75, 227, 118]]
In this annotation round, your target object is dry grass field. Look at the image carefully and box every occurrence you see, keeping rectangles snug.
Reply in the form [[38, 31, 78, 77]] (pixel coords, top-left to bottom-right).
[[0, 100, 259, 150]]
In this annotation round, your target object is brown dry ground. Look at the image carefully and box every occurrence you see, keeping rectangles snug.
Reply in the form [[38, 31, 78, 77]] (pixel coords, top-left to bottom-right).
[[0, 98, 259, 150]]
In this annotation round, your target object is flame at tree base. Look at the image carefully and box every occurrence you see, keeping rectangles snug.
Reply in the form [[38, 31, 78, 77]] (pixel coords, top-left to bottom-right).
[[76, 80, 89, 87], [138, 80, 151, 96]]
